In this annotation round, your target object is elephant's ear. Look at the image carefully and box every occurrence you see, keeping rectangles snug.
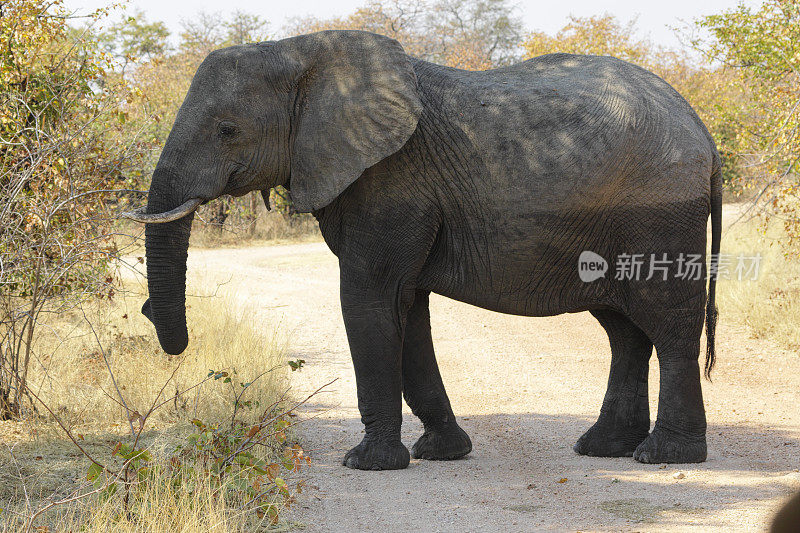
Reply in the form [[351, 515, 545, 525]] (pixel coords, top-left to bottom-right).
[[284, 31, 423, 212]]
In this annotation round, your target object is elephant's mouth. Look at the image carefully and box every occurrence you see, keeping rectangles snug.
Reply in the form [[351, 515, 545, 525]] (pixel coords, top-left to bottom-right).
[[223, 166, 256, 197], [225, 185, 253, 197]]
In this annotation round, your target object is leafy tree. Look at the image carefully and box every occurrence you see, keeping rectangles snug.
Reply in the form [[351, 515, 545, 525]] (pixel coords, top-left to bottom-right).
[[284, 0, 430, 56], [179, 10, 269, 56], [285, 0, 522, 70], [0, 0, 142, 417], [178, 12, 226, 58], [695, 0, 800, 253], [421, 0, 523, 69], [522, 14, 650, 63], [95, 9, 170, 74], [224, 10, 270, 46]]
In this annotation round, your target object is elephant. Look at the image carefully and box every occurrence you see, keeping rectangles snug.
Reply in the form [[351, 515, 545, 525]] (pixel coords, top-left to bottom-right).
[[771, 491, 800, 533], [125, 30, 722, 470]]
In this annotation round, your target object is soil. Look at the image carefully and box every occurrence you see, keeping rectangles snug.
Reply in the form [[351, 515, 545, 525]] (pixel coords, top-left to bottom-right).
[[190, 207, 800, 532]]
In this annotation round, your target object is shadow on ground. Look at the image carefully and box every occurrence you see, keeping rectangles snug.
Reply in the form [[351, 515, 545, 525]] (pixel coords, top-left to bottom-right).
[[294, 408, 800, 532]]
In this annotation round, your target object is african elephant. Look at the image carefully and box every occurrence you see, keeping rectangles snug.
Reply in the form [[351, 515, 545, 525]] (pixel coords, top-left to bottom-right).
[[126, 30, 722, 470], [771, 491, 800, 533]]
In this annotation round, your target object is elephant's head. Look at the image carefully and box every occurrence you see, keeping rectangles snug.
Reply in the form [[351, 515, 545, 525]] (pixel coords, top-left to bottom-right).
[[126, 31, 422, 355]]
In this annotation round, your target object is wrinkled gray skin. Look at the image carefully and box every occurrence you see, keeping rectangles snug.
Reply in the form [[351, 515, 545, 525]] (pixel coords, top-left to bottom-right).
[[140, 30, 722, 470]]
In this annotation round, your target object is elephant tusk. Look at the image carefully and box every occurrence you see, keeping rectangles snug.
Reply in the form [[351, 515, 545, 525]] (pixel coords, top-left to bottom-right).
[[121, 198, 203, 224]]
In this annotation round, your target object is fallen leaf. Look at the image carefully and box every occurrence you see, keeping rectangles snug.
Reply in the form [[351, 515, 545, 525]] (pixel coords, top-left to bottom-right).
[[557, 478, 568, 483]]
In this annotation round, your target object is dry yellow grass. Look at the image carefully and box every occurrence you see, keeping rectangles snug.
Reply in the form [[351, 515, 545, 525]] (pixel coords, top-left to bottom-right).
[[26, 464, 303, 532], [16, 473, 254, 532], [190, 211, 321, 249], [0, 285, 296, 531], [717, 208, 800, 350]]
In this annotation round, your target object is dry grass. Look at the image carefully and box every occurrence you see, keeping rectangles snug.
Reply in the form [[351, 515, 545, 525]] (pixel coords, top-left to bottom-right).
[[0, 284, 297, 531], [191, 211, 321, 249], [13, 474, 254, 532], [717, 208, 800, 350]]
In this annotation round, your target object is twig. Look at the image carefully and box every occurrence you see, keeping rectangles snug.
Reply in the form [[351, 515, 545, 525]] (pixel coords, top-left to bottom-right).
[[219, 379, 337, 470], [24, 385, 112, 476], [81, 307, 135, 437], [23, 469, 128, 533]]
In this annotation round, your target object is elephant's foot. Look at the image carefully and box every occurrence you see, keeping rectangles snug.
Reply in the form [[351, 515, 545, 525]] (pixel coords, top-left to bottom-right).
[[343, 437, 410, 470], [573, 420, 650, 458], [412, 423, 472, 460], [633, 425, 707, 464]]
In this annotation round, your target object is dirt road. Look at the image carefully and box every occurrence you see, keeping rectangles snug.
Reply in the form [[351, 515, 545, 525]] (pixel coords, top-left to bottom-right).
[[190, 225, 800, 531]]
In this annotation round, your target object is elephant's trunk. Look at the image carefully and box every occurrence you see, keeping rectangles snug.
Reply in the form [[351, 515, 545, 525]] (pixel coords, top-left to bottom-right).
[[143, 171, 194, 355]]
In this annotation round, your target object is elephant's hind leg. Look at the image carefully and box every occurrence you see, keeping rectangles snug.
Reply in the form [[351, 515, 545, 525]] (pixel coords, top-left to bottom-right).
[[633, 307, 708, 464], [403, 291, 472, 460], [574, 309, 652, 457]]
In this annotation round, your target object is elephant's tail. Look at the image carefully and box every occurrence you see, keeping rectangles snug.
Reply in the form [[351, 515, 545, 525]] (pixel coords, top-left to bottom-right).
[[705, 159, 722, 379]]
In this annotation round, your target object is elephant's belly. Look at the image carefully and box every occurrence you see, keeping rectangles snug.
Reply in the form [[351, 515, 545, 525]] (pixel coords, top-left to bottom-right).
[[418, 232, 604, 318], [428, 283, 593, 318], [417, 194, 711, 320]]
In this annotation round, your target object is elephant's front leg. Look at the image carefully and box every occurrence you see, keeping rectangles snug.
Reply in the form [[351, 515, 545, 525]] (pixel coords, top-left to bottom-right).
[[402, 291, 472, 460], [340, 276, 410, 470]]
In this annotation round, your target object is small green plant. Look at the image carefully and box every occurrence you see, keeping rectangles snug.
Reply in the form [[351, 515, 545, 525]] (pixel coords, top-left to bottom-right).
[[287, 359, 306, 371], [83, 361, 321, 528]]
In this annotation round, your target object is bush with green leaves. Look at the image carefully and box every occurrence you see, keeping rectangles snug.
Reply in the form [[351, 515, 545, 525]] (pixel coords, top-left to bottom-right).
[[83, 362, 315, 528]]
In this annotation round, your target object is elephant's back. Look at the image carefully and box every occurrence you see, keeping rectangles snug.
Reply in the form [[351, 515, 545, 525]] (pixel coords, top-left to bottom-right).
[[413, 55, 716, 210], [420, 53, 701, 124], [414, 53, 713, 150]]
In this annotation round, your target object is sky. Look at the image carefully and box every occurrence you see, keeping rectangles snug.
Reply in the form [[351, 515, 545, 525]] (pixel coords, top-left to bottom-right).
[[62, 0, 759, 51]]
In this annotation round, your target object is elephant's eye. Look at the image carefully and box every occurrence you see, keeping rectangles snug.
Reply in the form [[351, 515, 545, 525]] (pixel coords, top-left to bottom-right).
[[218, 122, 238, 137]]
